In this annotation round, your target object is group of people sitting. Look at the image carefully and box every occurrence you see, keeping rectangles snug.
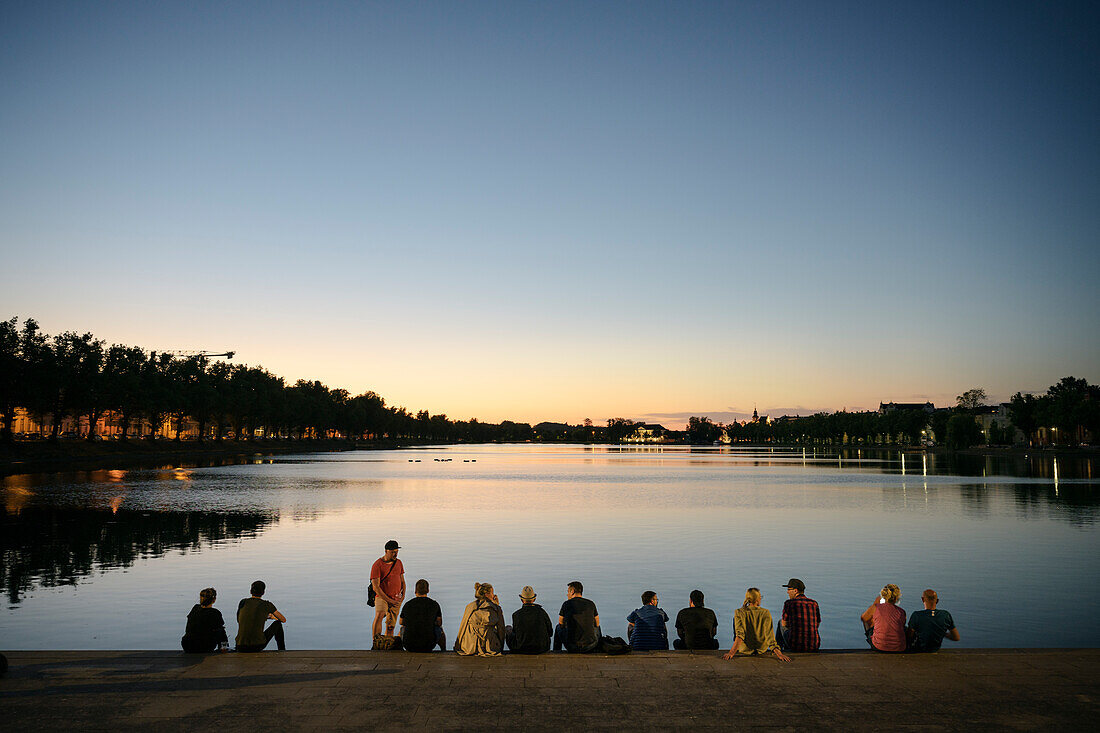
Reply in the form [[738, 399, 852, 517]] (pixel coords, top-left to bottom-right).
[[181, 539, 960, 658]]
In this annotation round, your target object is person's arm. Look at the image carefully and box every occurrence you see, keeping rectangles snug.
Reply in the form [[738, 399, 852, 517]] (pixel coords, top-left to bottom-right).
[[772, 647, 791, 662], [371, 577, 395, 605], [724, 610, 746, 660], [723, 637, 743, 660], [398, 572, 406, 603], [946, 627, 960, 642], [780, 600, 789, 629], [860, 604, 876, 628], [627, 622, 635, 640], [270, 608, 287, 623]]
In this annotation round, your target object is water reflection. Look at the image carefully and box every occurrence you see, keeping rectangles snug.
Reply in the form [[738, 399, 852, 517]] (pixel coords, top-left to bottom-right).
[[0, 507, 276, 605]]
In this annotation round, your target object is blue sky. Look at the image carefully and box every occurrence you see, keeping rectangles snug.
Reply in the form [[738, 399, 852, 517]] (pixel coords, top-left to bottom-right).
[[2, 1, 1097, 425]]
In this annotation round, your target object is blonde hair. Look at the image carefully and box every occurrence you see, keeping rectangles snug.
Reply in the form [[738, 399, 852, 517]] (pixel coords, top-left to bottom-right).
[[742, 587, 761, 607], [881, 584, 901, 604], [474, 582, 495, 603]]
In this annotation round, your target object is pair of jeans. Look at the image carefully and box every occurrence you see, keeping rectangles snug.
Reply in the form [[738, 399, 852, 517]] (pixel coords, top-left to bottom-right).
[[181, 635, 219, 653], [553, 623, 601, 652], [237, 620, 285, 652], [776, 621, 792, 651]]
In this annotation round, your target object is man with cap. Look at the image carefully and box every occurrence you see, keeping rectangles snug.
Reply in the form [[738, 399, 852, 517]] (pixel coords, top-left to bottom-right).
[[507, 585, 554, 654], [777, 578, 821, 653], [370, 540, 406, 642]]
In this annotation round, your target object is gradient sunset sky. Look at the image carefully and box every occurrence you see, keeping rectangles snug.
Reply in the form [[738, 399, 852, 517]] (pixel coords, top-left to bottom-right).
[[2, 1, 1098, 427]]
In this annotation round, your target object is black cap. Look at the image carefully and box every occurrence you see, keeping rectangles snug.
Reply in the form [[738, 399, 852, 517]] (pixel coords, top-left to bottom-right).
[[385, 540, 401, 550], [782, 578, 806, 592]]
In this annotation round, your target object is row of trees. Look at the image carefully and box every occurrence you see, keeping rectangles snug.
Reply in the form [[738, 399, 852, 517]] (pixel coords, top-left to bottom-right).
[[1008, 377, 1100, 447], [679, 380, 1097, 449], [0, 317, 535, 443], [2, 317, 1095, 448]]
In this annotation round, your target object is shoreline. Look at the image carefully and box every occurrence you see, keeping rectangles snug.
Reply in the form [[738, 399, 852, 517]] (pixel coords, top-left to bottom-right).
[[1, 649, 1096, 729], [0, 438, 425, 477], [2, 439, 1094, 478]]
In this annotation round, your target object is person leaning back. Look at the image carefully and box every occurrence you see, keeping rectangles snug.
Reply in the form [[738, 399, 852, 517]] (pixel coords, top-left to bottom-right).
[[236, 580, 286, 652], [371, 540, 406, 645]]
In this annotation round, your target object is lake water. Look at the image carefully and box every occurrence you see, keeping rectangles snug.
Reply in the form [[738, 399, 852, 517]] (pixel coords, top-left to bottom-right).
[[2, 444, 1098, 650]]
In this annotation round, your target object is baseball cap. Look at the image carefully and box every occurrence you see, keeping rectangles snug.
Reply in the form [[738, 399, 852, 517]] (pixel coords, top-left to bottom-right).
[[385, 540, 401, 550], [782, 578, 806, 592]]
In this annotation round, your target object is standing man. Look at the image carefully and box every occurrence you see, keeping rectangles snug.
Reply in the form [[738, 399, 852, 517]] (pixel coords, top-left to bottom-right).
[[507, 585, 553, 654], [371, 540, 406, 644], [627, 590, 669, 650], [555, 581, 601, 653], [777, 578, 821, 653], [236, 580, 287, 652], [907, 589, 960, 652]]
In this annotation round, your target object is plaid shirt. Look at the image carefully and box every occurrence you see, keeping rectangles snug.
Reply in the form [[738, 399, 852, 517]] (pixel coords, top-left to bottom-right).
[[781, 594, 821, 651]]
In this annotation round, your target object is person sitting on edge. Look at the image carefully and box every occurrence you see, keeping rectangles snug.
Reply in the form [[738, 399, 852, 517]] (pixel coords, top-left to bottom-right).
[[627, 590, 669, 651], [370, 540, 406, 647], [454, 582, 507, 656], [777, 578, 821, 653], [507, 585, 553, 655], [181, 587, 228, 653], [399, 578, 446, 653], [554, 580, 601, 653], [723, 587, 791, 662], [674, 589, 719, 650], [907, 589, 960, 653], [235, 580, 286, 652], [860, 583, 906, 653]]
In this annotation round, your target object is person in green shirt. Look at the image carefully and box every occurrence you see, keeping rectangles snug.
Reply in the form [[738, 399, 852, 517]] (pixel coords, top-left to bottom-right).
[[235, 580, 287, 652], [723, 587, 790, 662]]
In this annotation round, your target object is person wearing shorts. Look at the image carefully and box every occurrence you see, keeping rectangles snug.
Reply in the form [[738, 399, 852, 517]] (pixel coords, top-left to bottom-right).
[[371, 540, 406, 641]]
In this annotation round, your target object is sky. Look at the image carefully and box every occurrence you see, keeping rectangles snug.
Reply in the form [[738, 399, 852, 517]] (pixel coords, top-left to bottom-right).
[[2, 1, 1098, 427]]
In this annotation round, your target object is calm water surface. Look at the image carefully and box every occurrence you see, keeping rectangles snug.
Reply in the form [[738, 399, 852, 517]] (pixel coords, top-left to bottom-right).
[[2, 445, 1097, 649]]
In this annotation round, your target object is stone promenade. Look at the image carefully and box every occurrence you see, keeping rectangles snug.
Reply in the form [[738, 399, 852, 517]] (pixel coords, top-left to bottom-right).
[[1, 649, 1097, 731]]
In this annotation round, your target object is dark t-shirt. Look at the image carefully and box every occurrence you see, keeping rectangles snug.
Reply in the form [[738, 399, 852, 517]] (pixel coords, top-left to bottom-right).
[[509, 603, 553, 654], [675, 606, 718, 649], [236, 597, 277, 648], [558, 597, 599, 652], [184, 605, 227, 646], [907, 609, 956, 652], [399, 596, 443, 652]]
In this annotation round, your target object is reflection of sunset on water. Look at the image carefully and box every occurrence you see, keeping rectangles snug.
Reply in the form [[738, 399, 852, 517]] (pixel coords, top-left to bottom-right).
[[109, 494, 124, 513], [4, 485, 34, 515]]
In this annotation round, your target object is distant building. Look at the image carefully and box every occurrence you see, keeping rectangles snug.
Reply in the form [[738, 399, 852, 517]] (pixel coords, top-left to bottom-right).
[[973, 404, 1026, 444], [624, 423, 667, 443]]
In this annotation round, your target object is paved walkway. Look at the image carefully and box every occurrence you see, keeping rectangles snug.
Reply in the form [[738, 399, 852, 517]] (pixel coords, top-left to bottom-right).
[[1, 649, 1097, 731]]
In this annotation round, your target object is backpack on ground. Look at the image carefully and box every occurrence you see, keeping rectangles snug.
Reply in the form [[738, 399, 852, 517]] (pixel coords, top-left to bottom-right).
[[599, 636, 631, 655]]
